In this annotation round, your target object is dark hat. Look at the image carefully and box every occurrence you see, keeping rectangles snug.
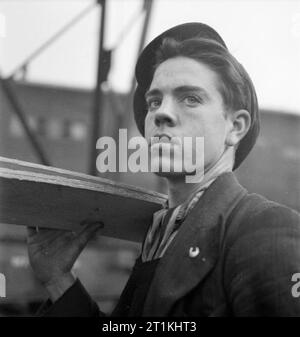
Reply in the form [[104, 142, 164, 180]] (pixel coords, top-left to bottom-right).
[[133, 22, 260, 170]]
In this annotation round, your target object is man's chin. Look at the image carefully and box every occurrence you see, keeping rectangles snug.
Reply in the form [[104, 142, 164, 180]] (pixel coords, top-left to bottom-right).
[[152, 169, 190, 181], [153, 170, 182, 177], [152, 166, 203, 183]]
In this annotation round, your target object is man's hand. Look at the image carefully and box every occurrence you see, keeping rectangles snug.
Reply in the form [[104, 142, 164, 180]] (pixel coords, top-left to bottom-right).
[[27, 223, 103, 301]]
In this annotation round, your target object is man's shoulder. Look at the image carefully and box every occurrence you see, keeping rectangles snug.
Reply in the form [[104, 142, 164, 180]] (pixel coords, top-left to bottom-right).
[[225, 191, 300, 247], [235, 192, 299, 226], [257, 197, 299, 223]]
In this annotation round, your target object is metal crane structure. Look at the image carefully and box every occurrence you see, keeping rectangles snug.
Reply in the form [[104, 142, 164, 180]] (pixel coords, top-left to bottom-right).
[[0, 0, 154, 175]]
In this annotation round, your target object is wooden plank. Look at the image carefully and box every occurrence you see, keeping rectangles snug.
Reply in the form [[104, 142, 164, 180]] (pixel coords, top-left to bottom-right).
[[0, 157, 167, 242]]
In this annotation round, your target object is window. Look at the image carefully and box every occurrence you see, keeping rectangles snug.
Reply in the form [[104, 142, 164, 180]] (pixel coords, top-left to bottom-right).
[[69, 121, 87, 141]]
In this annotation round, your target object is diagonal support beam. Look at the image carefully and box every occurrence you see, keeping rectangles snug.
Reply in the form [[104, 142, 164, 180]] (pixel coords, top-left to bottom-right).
[[8, 2, 96, 79], [0, 77, 50, 165]]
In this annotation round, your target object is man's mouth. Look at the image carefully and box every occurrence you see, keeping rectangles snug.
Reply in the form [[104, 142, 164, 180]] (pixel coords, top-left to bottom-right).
[[150, 133, 172, 146]]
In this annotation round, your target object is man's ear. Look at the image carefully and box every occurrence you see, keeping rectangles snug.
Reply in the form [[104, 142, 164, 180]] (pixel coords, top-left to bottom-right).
[[225, 109, 251, 147]]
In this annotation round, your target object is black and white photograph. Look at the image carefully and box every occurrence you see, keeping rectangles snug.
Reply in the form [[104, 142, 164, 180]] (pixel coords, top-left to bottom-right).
[[0, 0, 299, 324]]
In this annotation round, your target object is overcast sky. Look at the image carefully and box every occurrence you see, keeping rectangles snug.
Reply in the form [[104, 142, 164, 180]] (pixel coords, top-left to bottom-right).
[[0, 0, 300, 114]]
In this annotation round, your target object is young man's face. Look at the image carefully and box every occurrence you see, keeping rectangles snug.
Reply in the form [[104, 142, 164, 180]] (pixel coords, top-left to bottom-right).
[[144, 56, 232, 179]]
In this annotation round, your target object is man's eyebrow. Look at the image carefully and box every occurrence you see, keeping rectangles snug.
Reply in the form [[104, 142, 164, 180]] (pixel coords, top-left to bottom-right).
[[173, 86, 210, 99], [145, 88, 161, 100], [145, 86, 210, 100]]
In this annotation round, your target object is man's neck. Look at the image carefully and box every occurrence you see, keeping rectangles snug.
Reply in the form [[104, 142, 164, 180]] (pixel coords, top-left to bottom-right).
[[166, 178, 204, 208]]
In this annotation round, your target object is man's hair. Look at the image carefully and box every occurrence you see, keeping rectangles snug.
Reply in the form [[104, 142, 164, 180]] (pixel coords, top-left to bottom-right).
[[154, 37, 253, 115]]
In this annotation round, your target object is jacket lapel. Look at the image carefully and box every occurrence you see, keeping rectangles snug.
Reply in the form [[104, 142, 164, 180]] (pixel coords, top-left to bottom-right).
[[143, 172, 247, 316]]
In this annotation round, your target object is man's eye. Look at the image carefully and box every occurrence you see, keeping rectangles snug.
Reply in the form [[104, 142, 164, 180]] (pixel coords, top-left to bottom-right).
[[147, 99, 161, 110], [183, 96, 201, 105]]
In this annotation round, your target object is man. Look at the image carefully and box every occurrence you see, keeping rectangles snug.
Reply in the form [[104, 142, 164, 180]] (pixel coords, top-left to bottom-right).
[[27, 23, 300, 316]]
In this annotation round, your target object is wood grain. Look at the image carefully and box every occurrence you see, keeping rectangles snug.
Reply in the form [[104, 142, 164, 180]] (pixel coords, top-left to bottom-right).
[[0, 157, 167, 242]]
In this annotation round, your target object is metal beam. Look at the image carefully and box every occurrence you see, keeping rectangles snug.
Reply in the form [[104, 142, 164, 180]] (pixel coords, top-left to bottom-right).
[[0, 77, 50, 165], [138, 0, 154, 58], [89, 0, 108, 176], [123, 0, 154, 126]]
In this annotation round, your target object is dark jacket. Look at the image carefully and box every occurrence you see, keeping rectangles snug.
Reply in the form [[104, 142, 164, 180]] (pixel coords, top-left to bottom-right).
[[39, 173, 300, 317]]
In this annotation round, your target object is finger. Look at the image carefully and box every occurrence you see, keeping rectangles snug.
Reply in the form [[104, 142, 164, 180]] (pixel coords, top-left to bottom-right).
[[70, 223, 103, 254]]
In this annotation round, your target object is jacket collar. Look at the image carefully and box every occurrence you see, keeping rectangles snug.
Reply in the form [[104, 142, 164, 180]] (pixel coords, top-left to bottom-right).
[[143, 172, 247, 316]]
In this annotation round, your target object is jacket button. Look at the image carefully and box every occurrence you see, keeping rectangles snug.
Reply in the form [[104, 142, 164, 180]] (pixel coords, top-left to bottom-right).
[[189, 247, 200, 258]]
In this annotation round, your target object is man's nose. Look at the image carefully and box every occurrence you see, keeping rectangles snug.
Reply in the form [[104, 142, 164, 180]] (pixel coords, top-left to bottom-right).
[[154, 100, 177, 127]]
